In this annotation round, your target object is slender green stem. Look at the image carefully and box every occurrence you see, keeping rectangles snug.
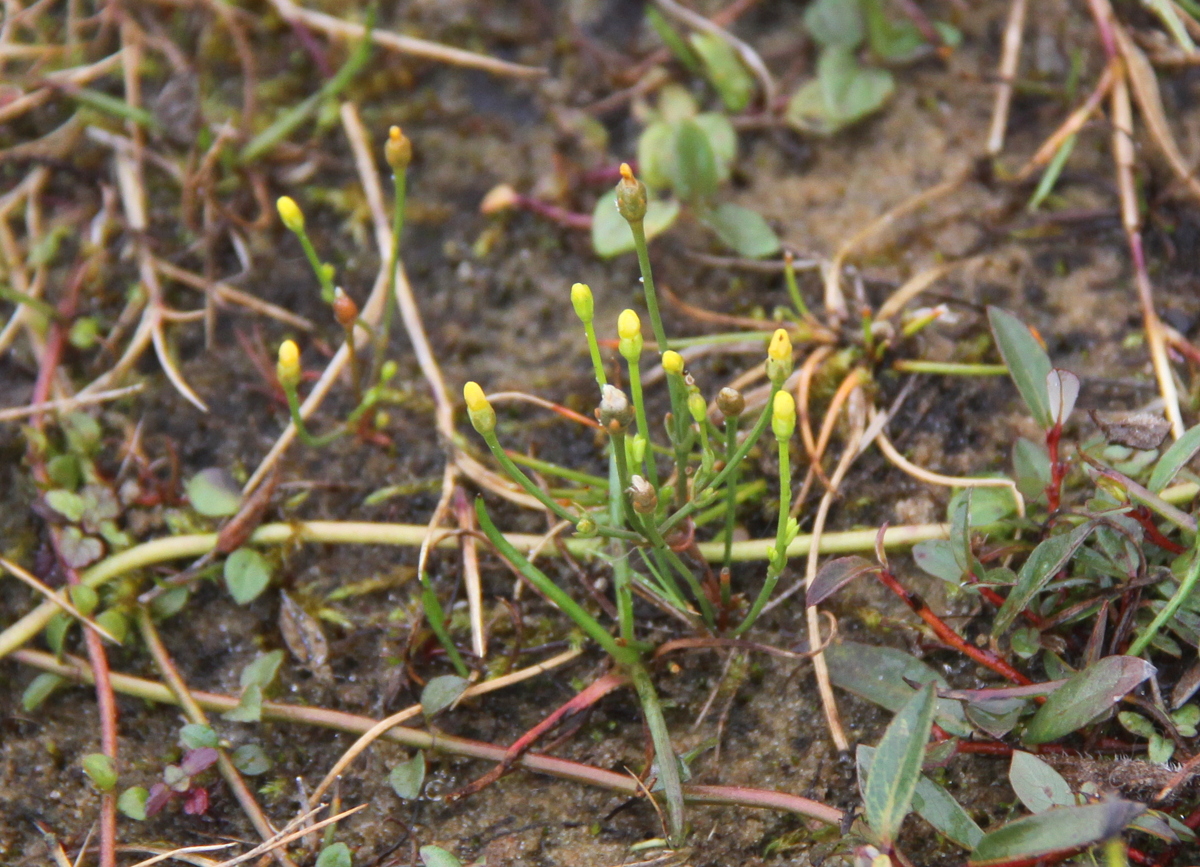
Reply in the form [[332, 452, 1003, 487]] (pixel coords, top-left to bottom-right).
[[283, 383, 345, 448], [629, 662, 684, 844], [628, 219, 669, 352], [637, 548, 691, 613], [665, 374, 690, 508], [892, 360, 1009, 376], [295, 229, 335, 303], [505, 452, 608, 489], [583, 320, 607, 388], [721, 416, 741, 582], [477, 499, 638, 666], [642, 520, 715, 628], [418, 572, 469, 676], [730, 432, 791, 636], [659, 384, 779, 536], [626, 354, 658, 488], [372, 166, 408, 384], [1128, 537, 1200, 656], [783, 253, 808, 319], [608, 453, 635, 644]]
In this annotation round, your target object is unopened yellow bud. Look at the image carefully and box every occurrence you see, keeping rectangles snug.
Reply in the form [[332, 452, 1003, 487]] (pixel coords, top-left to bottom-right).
[[772, 390, 796, 440], [662, 350, 684, 376], [385, 126, 412, 171], [617, 309, 641, 341], [767, 328, 791, 362], [766, 328, 794, 385], [687, 392, 707, 424], [571, 283, 594, 324], [618, 309, 643, 361], [463, 382, 496, 435], [276, 196, 304, 233], [277, 340, 301, 389]]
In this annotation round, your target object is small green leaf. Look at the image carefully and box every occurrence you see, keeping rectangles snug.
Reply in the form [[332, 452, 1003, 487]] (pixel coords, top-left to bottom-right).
[[859, 745, 983, 849], [223, 683, 263, 722], [825, 641, 970, 736], [186, 467, 242, 517], [240, 650, 285, 690], [1148, 422, 1200, 492], [419, 846, 463, 867], [817, 46, 894, 127], [82, 753, 118, 792], [689, 32, 755, 112], [1009, 751, 1074, 813], [804, 0, 865, 47], [1149, 733, 1175, 764], [69, 584, 99, 616], [671, 118, 719, 202], [988, 307, 1053, 429], [694, 112, 736, 181], [1024, 656, 1155, 744], [700, 202, 780, 258], [94, 610, 127, 645], [863, 0, 925, 61], [151, 586, 189, 619], [59, 527, 103, 569], [1117, 710, 1157, 739], [968, 800, 1145, 867], [232, 743, 273, 775], [179, 724, 219, 750], [862, 681, 936, 845], [315, 842, 352, 867], [591, 190, 679, 258], [45, 612, 71, 656], [224, 547, 272, 605], [993, 522, 1095, 636], [46, 489, 87, 522], [1013, 437, 1052, 500], [421, 675, 468, 719], [389, 752, 426, 799], [645, 7, 701, 74], [22, 673, 65, 711], [912, 539, 963, 585], [118, 786, 149, 820]]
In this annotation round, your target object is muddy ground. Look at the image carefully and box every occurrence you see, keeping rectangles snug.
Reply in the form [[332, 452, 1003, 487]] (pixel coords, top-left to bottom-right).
[[2, 0, 1199, 865]]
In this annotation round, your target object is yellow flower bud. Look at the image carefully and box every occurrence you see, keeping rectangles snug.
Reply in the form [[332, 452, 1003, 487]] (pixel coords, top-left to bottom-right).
[[463, 381, 496, 435], [277, 339, 301, 389], [617, 309, 641, 341], [766, 328, 794, 386], [662, 350, 684, 376], [772, 390, 796, 441], [571, 282, 594, 324], [767, 328, 792, 362], [385, 126, 412, 171], [276, 196, 304, 233]]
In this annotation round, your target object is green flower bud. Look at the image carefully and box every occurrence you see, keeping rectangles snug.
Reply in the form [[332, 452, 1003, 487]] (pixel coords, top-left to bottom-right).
[[615, 163, 647, 223], [571, 282, 594, 324], [576, 516, 598, 537], [385, 126, 412, 171], [687, 392, 707, 424], [463, 382, 496, 435], [772, 390, 796, 441]]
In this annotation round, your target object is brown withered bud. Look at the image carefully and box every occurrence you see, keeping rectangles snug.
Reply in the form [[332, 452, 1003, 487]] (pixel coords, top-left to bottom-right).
[[385, 126, 412, 172], [628, 475, 658, 514], [716, 387, 744, 420], [332, 287, 358, 329]]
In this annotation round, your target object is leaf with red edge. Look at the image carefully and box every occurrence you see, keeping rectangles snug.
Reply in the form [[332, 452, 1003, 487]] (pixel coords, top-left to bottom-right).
[[179, 747, 218, 776], [807, 556, 879, 606], [968, 800, 1145, 866], [182, 785, 209, 816], [1023, 656, 1155, 744], [145, 782, 172, 817]]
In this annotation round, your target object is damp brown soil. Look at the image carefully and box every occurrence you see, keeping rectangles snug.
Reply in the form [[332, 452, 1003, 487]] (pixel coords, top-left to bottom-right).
[[3, 1, 1200, 865]]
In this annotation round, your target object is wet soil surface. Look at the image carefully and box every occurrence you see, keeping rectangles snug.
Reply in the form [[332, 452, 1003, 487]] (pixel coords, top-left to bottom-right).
[[3, 0, 1200, 864]]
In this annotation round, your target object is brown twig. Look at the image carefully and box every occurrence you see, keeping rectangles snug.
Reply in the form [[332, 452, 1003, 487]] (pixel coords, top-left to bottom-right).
[[987, 0, 1029, 155]]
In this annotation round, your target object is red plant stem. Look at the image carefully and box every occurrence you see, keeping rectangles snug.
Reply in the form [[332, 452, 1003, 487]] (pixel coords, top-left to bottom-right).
[[1129, 506, 1186, 554], [875, 568, 1034, 687], [27, 262, 118, 867], [1044, 423, 1066, 513], [516, 195, 593, 230]]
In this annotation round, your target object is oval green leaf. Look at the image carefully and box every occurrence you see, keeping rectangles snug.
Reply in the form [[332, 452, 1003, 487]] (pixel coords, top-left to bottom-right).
[[1009, 751, 1074, 814], [420, 846, 463, 867], [862, 681, 936, 845], [224, 547, 272, 605], [700, 202, 780, 259], [389, 752, 426, 800], [421, 675, 468, 719], [186, 467, 242, 517], [1024, 656, 1155, 744], [968, 800, 1145, 866], [988, 307, 1053, 429], [591, 190, 680, 259]]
